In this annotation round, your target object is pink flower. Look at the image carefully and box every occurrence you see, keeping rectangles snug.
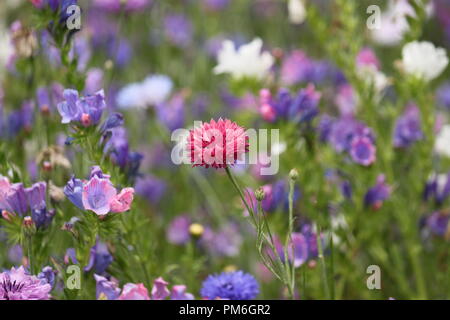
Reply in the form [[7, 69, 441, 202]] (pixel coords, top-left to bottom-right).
[[151, 277, 170, 300], [118, 283, 150, 300], [0, 176, 11, 205], [82, 176, 117, 216], [356, 48, 380, 69], [110, 187, 134, 213], [171, 285, 194, 300], [187, 118, 249, 169]]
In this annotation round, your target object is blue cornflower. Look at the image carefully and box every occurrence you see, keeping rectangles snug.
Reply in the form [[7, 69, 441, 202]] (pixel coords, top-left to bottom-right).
[[200, 271, 259, 300]]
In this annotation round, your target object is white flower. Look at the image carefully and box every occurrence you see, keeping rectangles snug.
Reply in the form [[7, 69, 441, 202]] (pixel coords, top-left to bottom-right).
[[141, 74, 173, 106], [402, 41, 448, 82], [288, 0, 306, 24], [357, 66, 389, 94], [435, 125, 450, 157], [116, 74, 173, 109], [213, 38, 274, 80], [371, 0, 433, 46]]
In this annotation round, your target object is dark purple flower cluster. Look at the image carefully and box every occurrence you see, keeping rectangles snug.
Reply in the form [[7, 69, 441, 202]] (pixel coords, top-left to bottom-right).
[[320, 116, 376, 166], [0, 177, 54, 228], [259, 84, 321, 124]]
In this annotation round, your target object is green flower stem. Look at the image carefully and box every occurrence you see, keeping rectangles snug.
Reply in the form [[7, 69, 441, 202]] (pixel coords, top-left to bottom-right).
[[316, 224, 330, 299], [225, 167, 294, 298], [27, 235, 34, 274]]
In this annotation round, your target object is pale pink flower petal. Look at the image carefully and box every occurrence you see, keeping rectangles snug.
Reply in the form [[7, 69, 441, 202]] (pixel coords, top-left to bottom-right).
[[110, 187, 134, 213]]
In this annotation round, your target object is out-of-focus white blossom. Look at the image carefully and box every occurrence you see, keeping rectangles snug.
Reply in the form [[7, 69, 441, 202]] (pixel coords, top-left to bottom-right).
[[213, 38, 274, 80], [435, 125, 450, 157], [371, 0, 433, 46], [357, 66, 389, 93], [116, 74, 173, 109], [288, 0, 306, 24], [402, 41, 448, 82]]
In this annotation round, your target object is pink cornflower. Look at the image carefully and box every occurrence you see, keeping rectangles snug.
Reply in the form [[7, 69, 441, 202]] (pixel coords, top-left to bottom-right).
[[187, 118, 249, 169]]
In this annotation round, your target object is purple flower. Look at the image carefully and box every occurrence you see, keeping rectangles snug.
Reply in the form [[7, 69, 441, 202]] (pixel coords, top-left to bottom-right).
[[270, 225, 322, 268], [200, 224, 242, 257], [288, 84, 321, 123], [36, 87, 51, 113], [112, 38, 133, 68], [350, 136, 376, 166], [260, 181, 285, 212], [272, 88, 292, 120], [85, 241, 113, 274], [280, 50, 313, 86], [335, 84, 356, 116], [57, 89, 106, 126], [156, 92, 185, 132], [63, 176, 84, 210], [0, 266, 51, 300], [57, 89, 81, 124], [290, 232, 309, 267], [100, 113, 124, 133], [94, 274, 121, 300], [84, 68, 104, 95], [167, 215, 191, 245], [82, 176, 117, 216], [65, 167, 135, 216], [135, 175, 166, 204], [423, 173, 450, 205], [329, 116, 375, 153], [393, 105, 422, 148], [200, 271, 259, 300], [104, 127, 130, 169], [171, 285, 194, 300], [25, 182, 53, 228], [364, 175, 391, 210], [37, 266, 55, 287], [2, 183, 27, 216], [6, 101, 35, 137], [318, 114, 335, 142], [424, 211, 450, 237], [8, 245, 23, 264], [163, 14, 193, 48], [436, 82, 450, 110], [64, 248, 78, 264]]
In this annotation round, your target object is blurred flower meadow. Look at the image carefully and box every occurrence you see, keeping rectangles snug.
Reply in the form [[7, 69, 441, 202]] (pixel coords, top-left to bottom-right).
[[1, 0, 450, 300]]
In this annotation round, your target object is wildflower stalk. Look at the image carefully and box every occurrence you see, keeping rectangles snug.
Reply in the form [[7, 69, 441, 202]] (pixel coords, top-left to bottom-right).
[[225, 167, 296, 299], [315, 224, 330, 299], [283, 169, 298, 299], [27, 235, 33, 274]]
